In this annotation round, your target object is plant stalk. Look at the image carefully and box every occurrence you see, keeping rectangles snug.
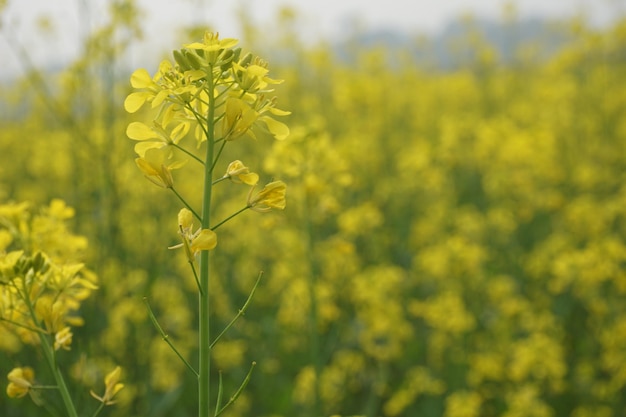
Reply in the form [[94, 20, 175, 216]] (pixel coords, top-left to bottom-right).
[[199, 65, 216, 417]]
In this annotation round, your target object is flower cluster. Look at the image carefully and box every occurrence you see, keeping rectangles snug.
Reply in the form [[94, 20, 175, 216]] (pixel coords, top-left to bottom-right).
[[1, 200, 123, 411], [125, 31, 288, 255], [0, 200, 97, 349]]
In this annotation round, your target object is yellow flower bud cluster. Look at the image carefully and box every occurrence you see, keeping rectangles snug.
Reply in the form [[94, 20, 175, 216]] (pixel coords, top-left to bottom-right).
[[0, 200, 97, 351]]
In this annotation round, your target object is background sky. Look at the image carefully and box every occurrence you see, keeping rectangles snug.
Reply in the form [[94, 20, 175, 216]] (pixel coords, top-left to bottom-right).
[[1, 0, 624, 79]]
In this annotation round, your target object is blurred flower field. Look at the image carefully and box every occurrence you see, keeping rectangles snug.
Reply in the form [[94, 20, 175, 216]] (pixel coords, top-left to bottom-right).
[[1, 2, 626, 416]]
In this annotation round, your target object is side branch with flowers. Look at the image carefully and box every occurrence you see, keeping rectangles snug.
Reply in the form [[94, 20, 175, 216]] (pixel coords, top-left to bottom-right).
[[124, 32, 289, 417], [0, 200, 123, 416]]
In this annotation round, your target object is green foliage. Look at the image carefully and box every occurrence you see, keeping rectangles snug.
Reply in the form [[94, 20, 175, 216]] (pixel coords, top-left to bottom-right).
[[1, 3, 626, 417]]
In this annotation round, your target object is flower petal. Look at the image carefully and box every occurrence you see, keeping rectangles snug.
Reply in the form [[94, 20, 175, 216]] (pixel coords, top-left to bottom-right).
[[191, 229, 217, 252], [130, 68, 153, 88]]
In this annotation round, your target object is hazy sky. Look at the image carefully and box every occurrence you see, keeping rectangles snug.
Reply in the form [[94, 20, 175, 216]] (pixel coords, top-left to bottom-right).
[[1, 0, 624, 78]]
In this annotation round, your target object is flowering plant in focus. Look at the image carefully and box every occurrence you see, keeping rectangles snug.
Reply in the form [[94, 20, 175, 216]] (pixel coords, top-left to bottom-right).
[[124, 31, 289, 417]]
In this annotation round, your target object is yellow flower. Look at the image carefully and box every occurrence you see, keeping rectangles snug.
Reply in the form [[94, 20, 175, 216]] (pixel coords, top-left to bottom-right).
[[127, 119, 190, 157], [247, 181, 287, 212], [124, 60, 202, 113], [54, 326, 73, 351], [169, 209, 218, 261], [183, 32, 238, 65], [252, 96, 290, 141], [135, 148, 186, 188], [90, 366, 124, 405], [221, 98, 259, 141], [224, 160, 259, 185], [178, 207, 194, 231], [191, 229, 218, 253], [232, 57, 283, 93], [6, 367, 35, 398]]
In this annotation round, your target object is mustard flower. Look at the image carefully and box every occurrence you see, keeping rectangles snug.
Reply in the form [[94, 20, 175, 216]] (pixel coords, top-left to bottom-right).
[[247, 181, 287, 212], [135, 148, 186, 188], [127, 119, 190, 157], [223, 160, 259, 185], [6, 367, 35, 398], [54, 326, 73, 351], [170, 208, 217, 261], [232, 57, 283, 94], [252, 96, 290, 141], [124, 60, 203, 113], [183, 32, 238, 66], [221, 98, 259, 141], [90, 366, 124, 405]]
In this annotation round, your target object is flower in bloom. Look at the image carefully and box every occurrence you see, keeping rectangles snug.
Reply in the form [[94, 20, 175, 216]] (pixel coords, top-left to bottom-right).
[[135, 148, 186, 188], [221, 98, 259, 141], [90, 366, 124, 405], [183, 32, 238, 66], [6, 367, 35, 398], [232, 57, 283, 94], [223, 160, 259, 185], [123, 60, 202, 113], [247, 181, 287, 212], [169, 208, 217, 261], [54, 326, 73, 351], [126, 119, 190, 157]]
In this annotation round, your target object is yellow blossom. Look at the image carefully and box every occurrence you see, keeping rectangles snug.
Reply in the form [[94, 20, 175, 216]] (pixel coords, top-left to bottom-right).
[[221, 98, 259, 141], [6, 367, 35, 398], [247, 181, 287, 212], [191, 229, 218, 253], [169, 209, 218, 261], [90, 366, 124, 405], [224, 160, 259, 185], [135, 148, 186, 188], [126, 119, 190, 157], [54, 326, 73, 351]]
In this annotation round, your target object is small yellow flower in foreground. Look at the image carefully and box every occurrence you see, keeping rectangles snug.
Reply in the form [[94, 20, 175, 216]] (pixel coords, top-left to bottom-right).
[[135, 148, 186, 188], [170, 208, 218, 260], [191, 229, 218, 253], [222, 98, 259, 141], [54, 326, 73, 351], [247, 180, 287, 212], [90, 366, 124, 405], [7, 367, 35, 398], [224, 160, 259, 185], [178, 207, 194, 231]]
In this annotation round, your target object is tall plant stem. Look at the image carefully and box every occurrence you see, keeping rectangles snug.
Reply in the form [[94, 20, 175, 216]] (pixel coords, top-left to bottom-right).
[[38, 331, 78, 417], [199, 66, 216, 417]]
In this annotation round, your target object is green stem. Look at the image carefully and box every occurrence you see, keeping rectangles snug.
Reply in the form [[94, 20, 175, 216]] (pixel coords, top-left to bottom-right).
[[0, 316, 47, 334], [214, 362, 256, 416], [143, 297, 199, 377], [210, 271, 262, 349], [172, 143, 205, 166], [17, 280, 78, 417], [38, 332, 79, 417], [199, 64, 216, 417], [211, 206, 250, 231], [210, 140, 227, 173], [91, 401, 106, 417], [170, 187, 202, 222]]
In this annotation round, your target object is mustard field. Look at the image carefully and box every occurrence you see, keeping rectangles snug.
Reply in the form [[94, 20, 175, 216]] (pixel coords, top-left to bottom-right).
[[1, 4, 626, 417]]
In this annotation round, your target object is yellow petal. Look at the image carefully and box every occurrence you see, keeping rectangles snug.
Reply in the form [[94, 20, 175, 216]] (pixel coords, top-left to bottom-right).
[[261, 116, 290, 140], [134, 141, 162, 157], [127, 122, 157, 141], [268, 107, 291, 116], [130, 68, 153, 88], [191, 229, 217, 252], [178, 208, 193, 230], [124, 92, 151, 113]]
